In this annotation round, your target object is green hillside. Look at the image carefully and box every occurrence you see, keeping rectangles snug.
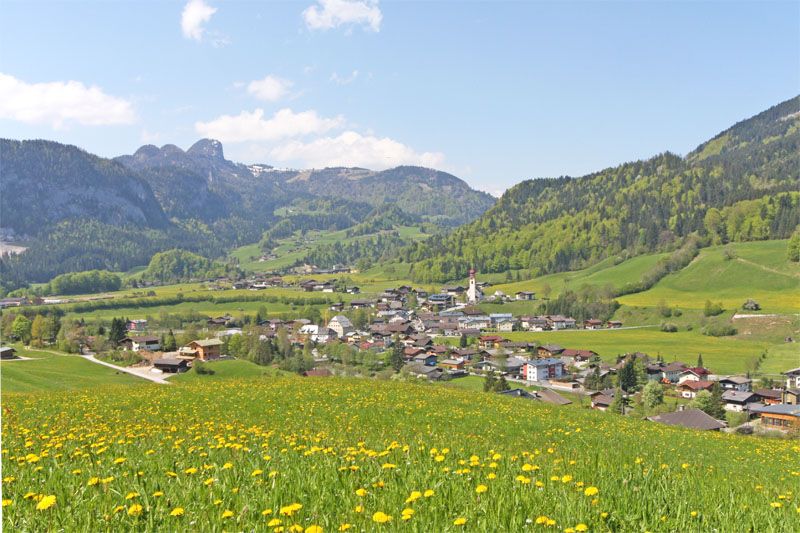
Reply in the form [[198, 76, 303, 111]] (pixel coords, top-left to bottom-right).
[[404, 96, 800, 283], [2, 378, 797, 531], [0, 349, 142, 393], [618, 241, 799, 313]]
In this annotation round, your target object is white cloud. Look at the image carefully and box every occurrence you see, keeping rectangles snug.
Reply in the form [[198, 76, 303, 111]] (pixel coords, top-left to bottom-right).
[[247, 75, 293, 102], [194, 108, 343, 143], [268, 131, 444, 170], [0, 73, 135, 128], [181, 0, 217, 41], [329, 70, 359, 85], [303, 0, 382, 32]]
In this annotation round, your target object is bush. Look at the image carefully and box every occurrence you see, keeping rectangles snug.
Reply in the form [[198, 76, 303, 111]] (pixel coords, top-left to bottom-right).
[[703, 324, 737, 337], [660, 323, 678, 333], [703, 300, 724, 317], [726, 411, 750, 428], [193, 360, 215, 375]]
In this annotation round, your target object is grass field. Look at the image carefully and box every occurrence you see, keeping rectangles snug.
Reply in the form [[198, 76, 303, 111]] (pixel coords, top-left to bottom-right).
[[0, 349, 142, 393], [618, 241, 799, 313], [171, 359, 286, 383], [2, 377, 797, 531], [502, 328, 798, 376]]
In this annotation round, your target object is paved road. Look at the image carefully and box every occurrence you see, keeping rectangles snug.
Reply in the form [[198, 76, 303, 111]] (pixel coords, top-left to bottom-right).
[[81, 354, 171, 385]]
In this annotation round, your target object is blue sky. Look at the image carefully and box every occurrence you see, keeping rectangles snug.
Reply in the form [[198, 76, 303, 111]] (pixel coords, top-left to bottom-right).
[[1, 1, 798, 194]]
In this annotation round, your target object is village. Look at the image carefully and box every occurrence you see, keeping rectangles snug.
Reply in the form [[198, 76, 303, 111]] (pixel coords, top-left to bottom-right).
[[6, 267, 795, 436]]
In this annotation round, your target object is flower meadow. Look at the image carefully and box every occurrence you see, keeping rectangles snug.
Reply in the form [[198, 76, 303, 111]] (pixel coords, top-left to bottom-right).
[[2, 377, 798, 532]]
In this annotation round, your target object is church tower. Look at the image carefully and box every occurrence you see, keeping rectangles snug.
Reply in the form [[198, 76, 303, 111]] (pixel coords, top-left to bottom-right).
[[467, 267, 481, 304]]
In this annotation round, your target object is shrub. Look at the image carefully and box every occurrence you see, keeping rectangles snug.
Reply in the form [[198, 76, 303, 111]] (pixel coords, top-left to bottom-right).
[[703, 300, 724, 317], [660, 323, 678, 333], [193, 360, 215, 375], [703, 324, 737, 337], [742, 299, 761, 311]]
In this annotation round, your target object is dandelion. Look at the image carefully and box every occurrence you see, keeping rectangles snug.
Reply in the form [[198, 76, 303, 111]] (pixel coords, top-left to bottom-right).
[[35, 495, 56, 511], [401, 508, 414, 521], [305, 526, 323, 533], [454, 517, 467, 526], [424, 489, 435, 497], [575, 524, 589, 532], [354, 505, 364, 513], [268, 518, 283, 527], [1, 499, 11, 508], [770, 502, 783, 508], [372, 511, 392, 523], [690, 511, 698, 518], [87, 477, 100, 486], [516, 475, 531, 484], [127, 503, 143, 517], [338, 524, 352, 531], [476, 484, 488, 494], [113, 457, 126, 465], [222, 462, 233, 469], [262, 509, 273, 516], [280, 503, 302, 516], [184, 467, 197, 475], [561, 475, 573, 483], [170, 507, 184, 517], [355, 488, 367, 497], [152, 491, 164, 497], [584, 486, 599, 497], [381, 463, 396, 469], [221, 509, 235, 519], [204, 477, 215, 486], [125, 491, 139, 500], [252, 469, 263, 476]]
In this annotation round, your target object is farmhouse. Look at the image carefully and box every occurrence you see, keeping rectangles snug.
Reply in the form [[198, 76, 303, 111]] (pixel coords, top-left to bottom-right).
[[648, 409, 725, 431], [781, 389, 799, 405], [750, 404, 800, 431], [721, 390, 761, 412], [180, 338, 223, 361], [677, 380, 715, 399], [584, 319, 603, 330], [538, 344, 564, 358], [719, 375, 752, 392], [784, 367, 800, 389], [515, 291, 536, 301], [677, 367, 711, 383], [589, 390, 615, 411], [120, 336, 161, 352]]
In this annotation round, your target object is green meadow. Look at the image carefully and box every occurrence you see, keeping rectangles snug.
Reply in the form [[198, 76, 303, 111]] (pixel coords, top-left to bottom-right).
[[3, 377, 798, 532], [0, 349, 141, 393]]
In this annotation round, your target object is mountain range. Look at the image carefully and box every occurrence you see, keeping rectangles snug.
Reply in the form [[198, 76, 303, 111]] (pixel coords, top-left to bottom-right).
[[0, 138, 494, 289]]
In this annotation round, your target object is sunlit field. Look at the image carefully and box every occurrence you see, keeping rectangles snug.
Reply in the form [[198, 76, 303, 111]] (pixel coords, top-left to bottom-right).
[[2, 377, 798, 532]]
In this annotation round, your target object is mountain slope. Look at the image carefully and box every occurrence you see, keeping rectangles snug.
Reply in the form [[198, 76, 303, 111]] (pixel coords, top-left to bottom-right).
[[405, 96, 800, 282], [0, 139, 169, 237]]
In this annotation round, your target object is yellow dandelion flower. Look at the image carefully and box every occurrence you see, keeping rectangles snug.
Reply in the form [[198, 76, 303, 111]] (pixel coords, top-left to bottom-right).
[[289, 525, 304, 532], [1, 499, 11, 508], [354, 505, 364, 513], [561, 475, 573, 483], [113, 457, 126, 465], [71, 469, 81, 475], [355, 488, 367, 497], [252, 469, 263, 477], [221, 509, 234, 519], [113, 505, 125, 514], [690, 511, 698, 518], [184, 467, 197, 475], [153, 491, 164, 497], [770, 502, 783, 508], [381, 463, 396, 469], [487, 472, 497, 480], [87, 477, 100, 486], [338, 525, 352, 532], [516, 475, 531, 484], [453, 517, 467, 526], [204, 478, 215, 486], [372, 511, 392, 523], [127, 503, 143, 517], [262, 509, 273, 516], [35, 495, 56, 511], [434, 455, 445, 462], [575, 524, 589, 532], [125, 492, 139, 500], [268, 518, 283, 527], [222, 462, 233, 469], [170, 507, 184, 517], [584, 486, 599, 497], [305, 526, 323, 533], [476, 484, 488, 494], [424, 489, 435, 497]]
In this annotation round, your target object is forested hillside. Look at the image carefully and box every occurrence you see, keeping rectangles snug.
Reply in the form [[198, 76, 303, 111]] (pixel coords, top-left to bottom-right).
[[405, 96, 800, 282]]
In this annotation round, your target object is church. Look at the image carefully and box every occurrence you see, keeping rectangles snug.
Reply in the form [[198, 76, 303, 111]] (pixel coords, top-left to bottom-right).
[[466, 267, 483, 304]]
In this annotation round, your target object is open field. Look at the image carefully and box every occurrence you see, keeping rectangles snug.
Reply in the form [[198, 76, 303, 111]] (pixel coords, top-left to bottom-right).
[[170, 359, 287, 383], [2, 377, 797, 532], [0, 349, 141, 393], [617, 241, 799, 313], [503, 328, 798, 376]]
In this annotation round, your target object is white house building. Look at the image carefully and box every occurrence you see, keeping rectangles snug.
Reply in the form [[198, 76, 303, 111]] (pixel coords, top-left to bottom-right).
[[327, 315, 354, 338]]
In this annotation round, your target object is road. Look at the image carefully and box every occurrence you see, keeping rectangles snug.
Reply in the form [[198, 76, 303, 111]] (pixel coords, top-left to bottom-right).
[[81, 354, 171, 385]]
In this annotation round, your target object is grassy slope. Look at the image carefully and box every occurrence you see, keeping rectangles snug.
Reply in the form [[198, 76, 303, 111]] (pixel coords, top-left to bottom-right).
[[171, 359, 287, 383], [0, 349, 142, 393], [230, 226, 429, 273], [2, 377, 796, 531], [618, 241, 799, 313]]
